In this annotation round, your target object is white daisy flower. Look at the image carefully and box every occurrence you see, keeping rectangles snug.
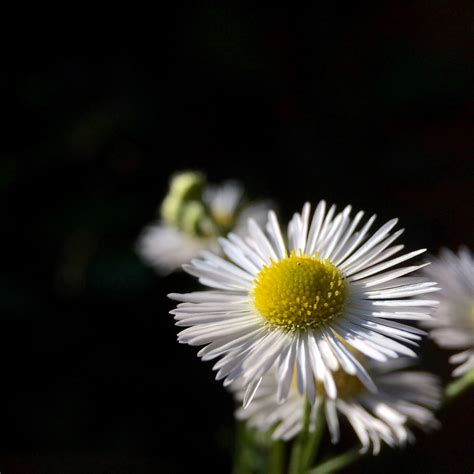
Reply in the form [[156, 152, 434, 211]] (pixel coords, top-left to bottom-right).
[[169, 201, 439, 407], [422, 247, 474, 377], [232, 360, 441, 454], [137, 173, 269, 275]]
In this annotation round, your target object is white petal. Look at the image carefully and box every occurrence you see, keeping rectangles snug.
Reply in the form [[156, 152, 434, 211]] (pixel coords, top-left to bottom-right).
[[339, 218, 399, 270], [349, 249, 427, 281], [277, 338, 298, 403], [325, 400, 340, 443], [333, 214, 377, 266], [305, 200, 326, 255], [248, 218, 278, 262], [266, 210, 287, 259], [330, 210, 364, 263], [359, 263, 431, 287], [243, 377, 263, 408]]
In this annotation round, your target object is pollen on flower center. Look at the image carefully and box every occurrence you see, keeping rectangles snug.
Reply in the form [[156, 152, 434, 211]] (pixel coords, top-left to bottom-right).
[[253, 252, 347, 330]]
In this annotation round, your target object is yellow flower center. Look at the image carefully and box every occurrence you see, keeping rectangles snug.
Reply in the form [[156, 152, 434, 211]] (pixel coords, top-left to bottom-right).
[[291, 364, 364, 399], [253, 252, 347, 330], [212, 210, 235, 233], [316, 369, 364, 399]]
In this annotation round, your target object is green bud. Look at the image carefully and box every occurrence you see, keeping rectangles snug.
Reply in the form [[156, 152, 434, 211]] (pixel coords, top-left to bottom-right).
[[169, 171, 205, 202], [181, 201, 207, 236], [160, 195, 182, 226]]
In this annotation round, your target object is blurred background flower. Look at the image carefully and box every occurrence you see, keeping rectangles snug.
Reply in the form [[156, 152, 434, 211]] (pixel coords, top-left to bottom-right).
[[422, 247, 474, 377], [136, 171, 270, 274], [232, 359, 441, 454]]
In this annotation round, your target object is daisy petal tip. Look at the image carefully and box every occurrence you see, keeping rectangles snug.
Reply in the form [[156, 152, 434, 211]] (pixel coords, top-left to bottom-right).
[[181, 264, 193, 273], [359, 445, 369, 455], [368, 382, 378, 394]]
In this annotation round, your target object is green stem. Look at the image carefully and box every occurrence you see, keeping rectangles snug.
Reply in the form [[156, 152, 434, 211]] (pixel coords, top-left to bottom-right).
[[288, 399, 312, 474], [232, 421, 264, 474], [301, 403, 325, 470], [268, 439, 285, 474], [232, 421, 247, 474], [307, 448, 361, 474], [444, 369, 474, 402]]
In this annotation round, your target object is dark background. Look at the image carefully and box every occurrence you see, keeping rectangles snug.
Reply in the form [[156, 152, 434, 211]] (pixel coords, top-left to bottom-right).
[[2, 4, 473, 473]]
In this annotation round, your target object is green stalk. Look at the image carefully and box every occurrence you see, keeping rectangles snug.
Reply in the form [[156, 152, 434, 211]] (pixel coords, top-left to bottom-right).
[[288, 399, 311, 474], [301, 403, 325, 470], [444, 369, 474, 402], [307, 448, 361, 473], [268, 439, 285, 474], [232, 421, 248, 474]]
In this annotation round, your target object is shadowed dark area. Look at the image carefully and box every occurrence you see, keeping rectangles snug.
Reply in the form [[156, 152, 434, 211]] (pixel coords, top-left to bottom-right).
[[2, 4, 473, 473]]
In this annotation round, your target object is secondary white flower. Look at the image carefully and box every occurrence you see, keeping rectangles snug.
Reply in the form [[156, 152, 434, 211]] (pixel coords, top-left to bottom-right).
[[232, 360, 441, 454], [138, 225, 216, 275], [422, 247, 474, 377], [137, 173, 269, 275], [170, 201, 438, 407]]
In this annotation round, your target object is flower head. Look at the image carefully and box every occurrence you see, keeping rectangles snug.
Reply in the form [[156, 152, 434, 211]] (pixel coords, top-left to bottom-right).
[[170, 201, 438, 406], [232, 359, 441, 454], [137, 171, 269, 274], [422, 247, 474, 377]]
